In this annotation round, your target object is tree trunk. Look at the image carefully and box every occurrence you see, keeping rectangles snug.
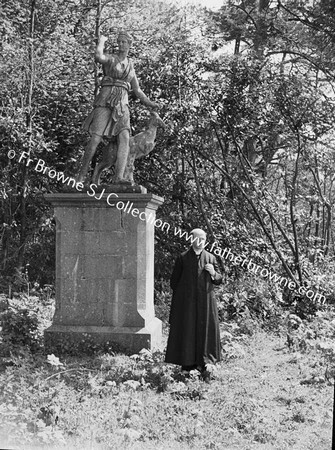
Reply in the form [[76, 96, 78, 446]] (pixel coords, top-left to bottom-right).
[[289, 135, 303, 283], [17, 0, 36, 271]]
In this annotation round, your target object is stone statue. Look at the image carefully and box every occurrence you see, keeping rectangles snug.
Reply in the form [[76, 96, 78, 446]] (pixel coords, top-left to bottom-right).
[[78, 31, 159, 184], [92, 111, 165, 185]]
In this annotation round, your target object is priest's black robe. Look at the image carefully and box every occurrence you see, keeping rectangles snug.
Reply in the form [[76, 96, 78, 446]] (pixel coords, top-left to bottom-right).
[[165, 248, 222, 367]]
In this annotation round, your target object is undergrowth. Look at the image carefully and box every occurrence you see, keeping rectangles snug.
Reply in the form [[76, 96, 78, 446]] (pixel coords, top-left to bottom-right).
[[0, 283, 333, 449]]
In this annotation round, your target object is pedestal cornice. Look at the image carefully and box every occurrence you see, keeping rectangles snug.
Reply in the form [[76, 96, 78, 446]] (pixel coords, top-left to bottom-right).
[[45, 191, 164, 210]]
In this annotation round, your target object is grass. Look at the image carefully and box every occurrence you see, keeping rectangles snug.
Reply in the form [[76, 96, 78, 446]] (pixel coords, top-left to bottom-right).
[[0, 294, 334, 449]]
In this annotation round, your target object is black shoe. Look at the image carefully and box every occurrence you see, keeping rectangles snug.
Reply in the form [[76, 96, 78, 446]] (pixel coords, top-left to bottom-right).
[[200, 365, 211, 383], [181, 364, 197, 371], [202, 371, 211, 383]]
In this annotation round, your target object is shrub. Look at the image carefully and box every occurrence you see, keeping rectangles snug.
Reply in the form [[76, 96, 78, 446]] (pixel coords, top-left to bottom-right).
[[298, 255, 335, 305], [217, 275, 284, 331], [0, 306, 42, 355], [282, 291, 319, 320], [154, 279, 171, 325]]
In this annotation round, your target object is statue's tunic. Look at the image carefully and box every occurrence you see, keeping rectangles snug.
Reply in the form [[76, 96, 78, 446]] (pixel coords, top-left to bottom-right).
[[83, 55, 135, 138], [165, 248, 222, 367]]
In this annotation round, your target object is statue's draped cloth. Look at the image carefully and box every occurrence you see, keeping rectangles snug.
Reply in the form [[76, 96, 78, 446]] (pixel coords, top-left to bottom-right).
[[83, 55, 135, 138]]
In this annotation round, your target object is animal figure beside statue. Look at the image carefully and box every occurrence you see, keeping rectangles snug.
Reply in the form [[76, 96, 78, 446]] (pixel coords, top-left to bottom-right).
[[92, 111, 165, 185]]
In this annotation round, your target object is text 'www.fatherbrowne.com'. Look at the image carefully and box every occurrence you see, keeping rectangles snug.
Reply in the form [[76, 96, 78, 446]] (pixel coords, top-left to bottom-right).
[[172, 228, 325, 304], [14, 150, 325, 304]]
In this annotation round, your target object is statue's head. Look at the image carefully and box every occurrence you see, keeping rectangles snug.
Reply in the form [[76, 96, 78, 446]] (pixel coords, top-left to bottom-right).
[[117, 31, 133, 46]]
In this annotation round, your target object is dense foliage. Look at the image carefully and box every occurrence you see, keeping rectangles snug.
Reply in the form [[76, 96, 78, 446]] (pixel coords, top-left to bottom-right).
[[1, 0, 335, 314]]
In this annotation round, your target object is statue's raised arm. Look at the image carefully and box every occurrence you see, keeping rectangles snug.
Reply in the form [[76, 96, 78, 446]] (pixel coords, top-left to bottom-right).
[[95, 35, 109, 64], [78, 31, 159, 184]]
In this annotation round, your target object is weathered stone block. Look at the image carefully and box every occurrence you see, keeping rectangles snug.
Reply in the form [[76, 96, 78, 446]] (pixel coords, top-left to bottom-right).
[[44, 191, 164, 354], [44, 317, 162, 355]]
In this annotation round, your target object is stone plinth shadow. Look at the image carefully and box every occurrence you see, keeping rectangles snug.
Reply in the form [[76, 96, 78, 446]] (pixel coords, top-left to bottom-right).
[[44, 186, 164, 354]]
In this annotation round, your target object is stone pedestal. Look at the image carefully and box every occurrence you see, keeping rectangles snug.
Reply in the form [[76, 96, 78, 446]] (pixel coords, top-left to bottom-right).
[[44, 186, 164, 354]]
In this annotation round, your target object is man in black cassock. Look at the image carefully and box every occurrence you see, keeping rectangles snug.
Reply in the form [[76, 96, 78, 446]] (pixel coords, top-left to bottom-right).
[[165, 228, 222, 380]]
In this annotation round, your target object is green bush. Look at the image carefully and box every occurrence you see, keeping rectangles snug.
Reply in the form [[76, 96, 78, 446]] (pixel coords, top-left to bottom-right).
[[0, 306, 42, 355], [282, 290, 319, 320], [154, 279, 171, 325], [217, 276, 284, 331]]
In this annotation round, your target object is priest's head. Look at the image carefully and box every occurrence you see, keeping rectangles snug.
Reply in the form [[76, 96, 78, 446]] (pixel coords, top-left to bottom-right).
[[191, 228, 207, 251]]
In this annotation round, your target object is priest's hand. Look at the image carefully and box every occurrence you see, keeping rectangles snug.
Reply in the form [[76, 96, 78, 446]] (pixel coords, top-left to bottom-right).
[[205, 263, 215, 277]]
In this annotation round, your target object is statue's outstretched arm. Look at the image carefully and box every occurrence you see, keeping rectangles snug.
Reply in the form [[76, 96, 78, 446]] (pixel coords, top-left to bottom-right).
[[131, 74, 158, 109]]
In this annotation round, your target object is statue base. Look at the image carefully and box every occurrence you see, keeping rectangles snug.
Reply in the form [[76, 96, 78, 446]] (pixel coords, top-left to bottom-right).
[[44, 318, 162, 355], [44, 190, 164, 355]]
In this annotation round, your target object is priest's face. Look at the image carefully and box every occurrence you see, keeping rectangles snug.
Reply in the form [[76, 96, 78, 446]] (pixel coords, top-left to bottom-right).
[[191, 230, 207, 251]]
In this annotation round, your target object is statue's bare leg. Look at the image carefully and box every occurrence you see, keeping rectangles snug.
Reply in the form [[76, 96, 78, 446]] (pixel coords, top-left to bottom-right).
[[78, 133, 103, 183], [114, 129, 130, 182], [92, 141, 118, 185]]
